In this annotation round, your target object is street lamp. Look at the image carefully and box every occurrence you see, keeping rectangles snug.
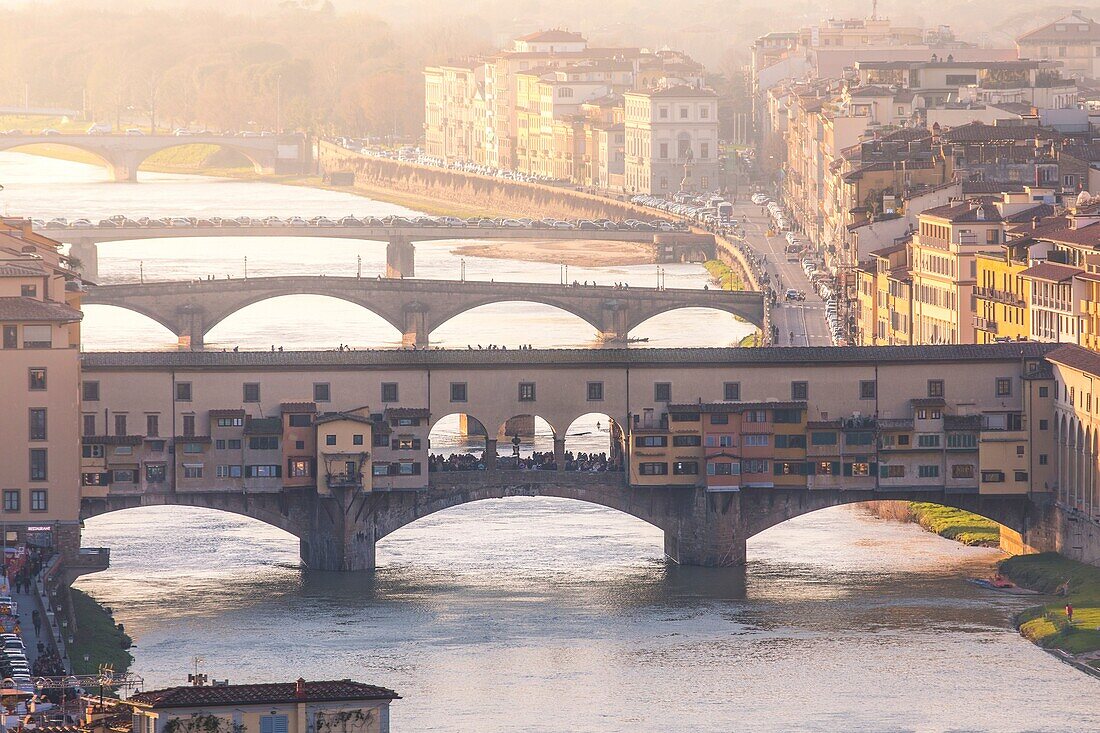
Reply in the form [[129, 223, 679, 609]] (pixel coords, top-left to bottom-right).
[[244, 256, 248, 279], [139, 260, 144, 284], [460, 258, 466, 282], [356, 254, 361, 279]]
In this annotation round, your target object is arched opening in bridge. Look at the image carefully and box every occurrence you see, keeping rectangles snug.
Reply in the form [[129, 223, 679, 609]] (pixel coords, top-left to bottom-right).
[[204, 294, 402, 350], [78, 505, 301, 583], [496, 415, 557, 470], [375, 496, 664, 572], [81, 304, 180, 350], [428, 412, 491, 473], [0, 144, 116, 181], [629, 307, 759, 348], [563, 412, 625, 473], [430, 301, 599, 349], [134, 143, 260, 176]]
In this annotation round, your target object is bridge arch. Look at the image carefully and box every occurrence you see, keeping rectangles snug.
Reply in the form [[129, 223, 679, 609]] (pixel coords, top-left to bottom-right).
[[427, 297, 605, 343], [625, 304, 760, 336], [81, 491, 308, 540], [428, 412, 491, 473], [81, 303, 183, 342], [201, 292, 405, 346], [0, 141, 121, 180], [129, 141, 272, 177]]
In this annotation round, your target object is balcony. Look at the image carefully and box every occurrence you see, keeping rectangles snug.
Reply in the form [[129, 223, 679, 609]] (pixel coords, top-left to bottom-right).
[[974, 286, 1025, 308], [973, 316, 998, 333], [325, 472, 364, 489]]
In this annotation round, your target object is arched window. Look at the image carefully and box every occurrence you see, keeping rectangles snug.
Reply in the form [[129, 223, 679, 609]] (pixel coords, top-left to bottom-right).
[[558, 87, 574, 98]]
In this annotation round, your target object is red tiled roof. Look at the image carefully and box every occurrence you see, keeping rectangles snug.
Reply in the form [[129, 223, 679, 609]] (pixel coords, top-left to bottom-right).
[[939, 122, 1061, 143], [0, 296, 81, 323], [518, 29, 587, 43], [1018, 14, 1100, 43], [0, 262, 47, 277], [281, 402, 317, 413], [128, 680, 399, 709], [1019, 262, 1081, 281], [1047, 343, 1100, 377], [921, 202, 1003, 223]]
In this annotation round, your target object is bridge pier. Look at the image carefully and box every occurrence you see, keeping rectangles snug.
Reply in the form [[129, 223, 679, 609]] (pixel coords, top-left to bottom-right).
[[401, 303, 429, 347], [299, 489, 378, 571], [176, 306, 207, 350], [485, 438, 498, 472], [386, 236, 415, 278], [664, 490, 747, 566], [598, 301, 630, 342], [554, 437, 566, 471]]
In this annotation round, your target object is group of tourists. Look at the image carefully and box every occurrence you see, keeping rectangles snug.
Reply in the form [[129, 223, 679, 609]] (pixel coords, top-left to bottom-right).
[[428, 450, 621, 472]]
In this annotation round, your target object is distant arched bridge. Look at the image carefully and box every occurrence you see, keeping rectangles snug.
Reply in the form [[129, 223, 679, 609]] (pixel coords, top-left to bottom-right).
[[0, 133, 307, 181], [82, 275, 765, 347]]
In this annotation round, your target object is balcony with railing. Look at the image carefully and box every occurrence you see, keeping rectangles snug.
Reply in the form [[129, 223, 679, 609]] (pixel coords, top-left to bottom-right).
[[973, 315, 998, 333], [325, 472, 364, 489], [974, 285, 1026, 308]]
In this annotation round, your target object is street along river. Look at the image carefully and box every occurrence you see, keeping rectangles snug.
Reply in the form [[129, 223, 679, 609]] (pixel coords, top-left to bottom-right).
[[2, 152, 1096, 731]]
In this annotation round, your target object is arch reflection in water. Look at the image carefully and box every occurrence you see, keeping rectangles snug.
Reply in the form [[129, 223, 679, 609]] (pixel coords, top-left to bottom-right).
[[628, 306, 756, 347], [430, 301, 602, 349], [204, 294, 403, 350], [81, 304, 180, 351]]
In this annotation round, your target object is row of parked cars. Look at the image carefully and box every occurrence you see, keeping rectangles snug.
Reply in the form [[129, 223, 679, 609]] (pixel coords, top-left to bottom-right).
[[332, 139, 569, 186], [36, 214, 687, 232], [0, 595, 31, 692]]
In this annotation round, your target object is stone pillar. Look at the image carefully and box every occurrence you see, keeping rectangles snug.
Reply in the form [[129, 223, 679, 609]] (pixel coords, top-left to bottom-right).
[[300, 493, 376, 571], [554, 437, 566, 472], [67, 241, 99, 282], [176, 306, 206, 350], [598, 301, 630, 342], [402, 304, 429, 348], [484, 438, 498, 472], [664, 488, 747, 566], [386, 236, 415, 278]]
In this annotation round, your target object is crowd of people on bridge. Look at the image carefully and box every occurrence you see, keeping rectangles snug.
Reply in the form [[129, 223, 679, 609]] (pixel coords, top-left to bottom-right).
[[429, 450, 621, 472]]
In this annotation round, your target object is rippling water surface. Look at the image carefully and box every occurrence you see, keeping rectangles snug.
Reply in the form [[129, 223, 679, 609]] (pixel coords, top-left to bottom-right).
[[2, 152, 1096, 731]]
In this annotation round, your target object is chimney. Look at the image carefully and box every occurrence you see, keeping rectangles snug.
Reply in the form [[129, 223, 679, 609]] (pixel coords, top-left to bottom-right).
[[296, 678, 306, 698]]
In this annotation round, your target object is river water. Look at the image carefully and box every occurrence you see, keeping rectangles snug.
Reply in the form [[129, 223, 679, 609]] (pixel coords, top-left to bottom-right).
[[2, 153, 1097, 731]]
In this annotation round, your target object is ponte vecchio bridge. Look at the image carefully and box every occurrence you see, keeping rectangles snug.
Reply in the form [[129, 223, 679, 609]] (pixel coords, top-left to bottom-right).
[[83, 275, 765, 348]]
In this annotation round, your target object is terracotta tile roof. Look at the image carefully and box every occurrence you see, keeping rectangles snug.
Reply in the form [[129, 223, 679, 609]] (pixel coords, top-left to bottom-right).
[[517, 29, 587, 43], [128, 680, 399, 709], [0, 262, 47, 277], [208, 409, 246, 418], [939, 122, 1061, 143], [82, 435, 144, 446], [921, 202, 1003, 223], [1047, 343, 1100, 377], [666, 400, 807, 413], [172, 435, 212, 445], [1018, 14, 1100, 43], [1020, 262, 1081, 282], [385, 407, 431, 418], [1033, 222, 1100, 247], [1003, 204, 1055, 224], [315, 412, 374, 426], [0, 296, 81, 323], [244, 417, 282, 435], [281, 402, 317, 413]]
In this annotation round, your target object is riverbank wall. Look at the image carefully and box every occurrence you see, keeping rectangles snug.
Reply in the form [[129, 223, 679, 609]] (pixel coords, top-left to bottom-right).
[[863, 501, 1000, 546], [1001, 503, 1100, 566]]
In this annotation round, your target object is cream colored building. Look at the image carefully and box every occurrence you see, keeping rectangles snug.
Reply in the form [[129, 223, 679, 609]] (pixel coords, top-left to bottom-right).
[[623, 86, 719, 194], [1017, 12, 1100, 80]]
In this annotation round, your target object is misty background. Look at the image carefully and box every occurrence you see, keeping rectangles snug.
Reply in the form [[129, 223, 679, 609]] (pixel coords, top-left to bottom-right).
[[0, 0, 1095, 139]]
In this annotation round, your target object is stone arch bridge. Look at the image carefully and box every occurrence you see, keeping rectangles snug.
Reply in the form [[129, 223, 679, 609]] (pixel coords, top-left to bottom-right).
[[0, 133, 306, 181], [82, 275, 765, 348], [79, 473, 1045, 571], [50, 224, 714, 282]]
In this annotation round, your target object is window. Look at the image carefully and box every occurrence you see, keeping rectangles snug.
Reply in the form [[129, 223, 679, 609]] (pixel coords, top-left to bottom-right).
[[1039, 419, 1049, 431], [639, 462, 668, 476], [679, 106, 688, 119], [881, 464, 906, 478], [773, 461, 806, 476], [791, 381, 808, 400], [113, 469, 136, 483], [313, 383, 331, 402], [744, 410, 766, 423], [372, 463, 391, 476], [451, 382, 468, 402], [946, 433, 977, 449], [243, 383, 261, 403], [951, 464, 974, 479], [216, 465, 243, 478], [2, 491, 19, 513], [846, 431, 874, 446], [29, 409, 46, 441], [670, 412, 699, 423], [397, 462, 421, 476], [146, 414, 159, 437], [175, 382, 192, 402], [811, 431, 837, 445], [519, 382, 536, 401], [29, 490, 47, 512], [710, 413, 729, 425], [114, 413, 127, 437], [700, 142, 709, 159], [672, 461, 698, 475], [29, 449, 47, 481], [20, 284, 36, 297], [587, 382, 604, 401], [148, 440, 167, 452], [718, 435, 734, 448], [918, 465, 940, 478], [898, 434, 910, 446], [744, 434, 769, 447], [850, 462, 870, 477], [654, 383, 672, 402], [707, 461, 738, 476], [859, 380, 876, 400], [1039, 386, 1049, 398], [249, 436, 279, 450], [28, 368, 46, 390], [216, 417, 243, 427], [1014, 470, 1029, 482], [928, 380, 944, 398], [700, 106, 710, 119], [183, 465, 203, 479], [183, 443, 203, 454], [326, 434, 337, 446], [659, 142, 669, 159], [634, 435, 667, 447], [381, 382, 399, 402], [288, 459, 312, 478], [773, 409, 801, 423], [995, 378, 1012, 397], [288, 414, 311, 428], [182, 415, 195, 437], [216, 439, 226, 449], [22, 325, 51, 348], [1, 325, 14, 349], [295, 441, 304, 450], [775, 434, 806, 449], [673, 435, 702, 447], [743, 459, 768, 474], [259, 715, 289, 733], [353, 434, 364, 446], [1039, 454, 1049, 465], [246, 465, 281, 478], [227, 439, 241, 450], [115, 445, 132, 456], [917, 434, 941, 448], [82, 381, 100, 401], [723, 382, 740, 401], [981, 470, 1005, 483], [82, 414, 96, 437]]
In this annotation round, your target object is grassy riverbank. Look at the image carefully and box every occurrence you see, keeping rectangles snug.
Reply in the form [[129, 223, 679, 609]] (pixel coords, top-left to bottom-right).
[[67, 588, 133, 675], [1000, 553, 1100, 664], [703, 259, 744, 291], [909, 502, 1001, 546]]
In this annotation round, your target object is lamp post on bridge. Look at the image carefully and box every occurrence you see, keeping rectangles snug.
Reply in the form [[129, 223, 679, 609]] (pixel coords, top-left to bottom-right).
[[357, 254, 361, 279], [460, 258, 466, 282], [244, 256, 248, 279], [139, 260, 144, 284]]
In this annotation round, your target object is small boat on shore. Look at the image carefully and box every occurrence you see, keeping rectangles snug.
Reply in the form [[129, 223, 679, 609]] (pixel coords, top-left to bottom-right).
[[968, 577, 1041, 595]]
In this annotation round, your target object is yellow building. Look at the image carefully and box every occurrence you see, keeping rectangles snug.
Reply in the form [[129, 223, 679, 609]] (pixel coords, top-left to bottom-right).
[[315, 411, 374, 495], [855, 242, 912, 345], [974, 242, 1031, 343]]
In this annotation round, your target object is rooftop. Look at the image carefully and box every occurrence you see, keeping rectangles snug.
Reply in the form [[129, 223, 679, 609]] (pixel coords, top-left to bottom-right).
[[517, 29, 587, 43], [0, 296, 82, 323], [128, 680, 399, 709], [1019, 262, 1081, 282]]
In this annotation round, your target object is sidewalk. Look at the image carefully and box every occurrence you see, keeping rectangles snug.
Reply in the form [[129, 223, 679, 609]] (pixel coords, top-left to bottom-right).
[[10, 581, 45, 665]]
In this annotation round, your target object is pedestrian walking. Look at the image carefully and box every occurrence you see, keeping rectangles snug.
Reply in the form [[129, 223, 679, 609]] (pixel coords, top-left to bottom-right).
[[1066, 603, 1074, 623], [31, 609, 40, 636]]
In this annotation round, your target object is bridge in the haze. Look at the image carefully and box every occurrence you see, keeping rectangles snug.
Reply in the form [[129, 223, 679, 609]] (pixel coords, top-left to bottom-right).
[[82, 275, 764, 347]]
